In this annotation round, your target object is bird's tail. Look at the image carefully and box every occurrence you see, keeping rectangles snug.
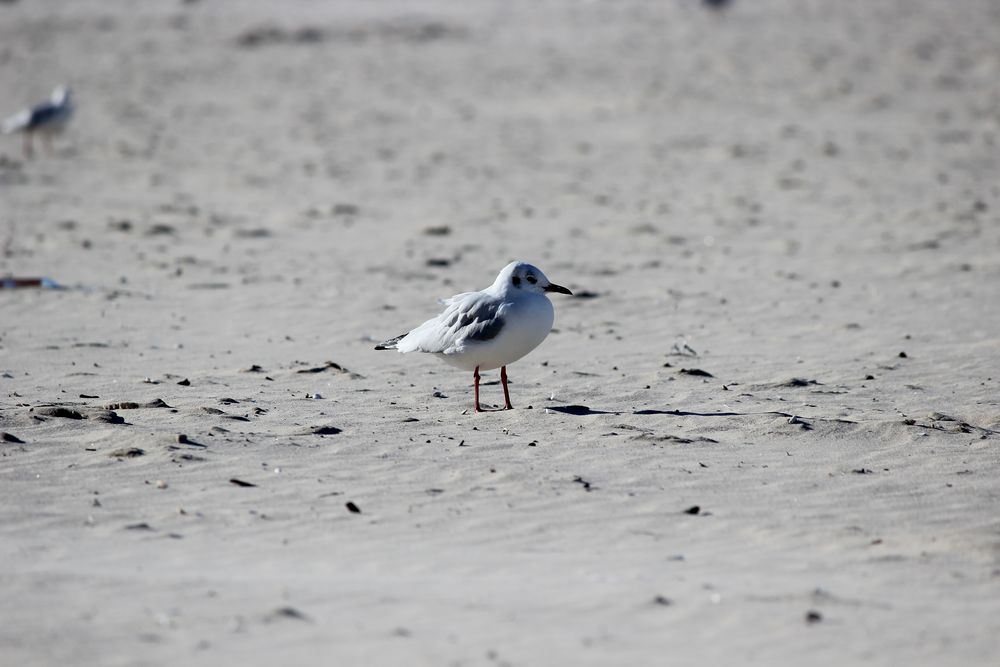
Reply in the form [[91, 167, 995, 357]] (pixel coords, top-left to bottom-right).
[[2, 110, 30, 135], [374, 333, 407, 350]]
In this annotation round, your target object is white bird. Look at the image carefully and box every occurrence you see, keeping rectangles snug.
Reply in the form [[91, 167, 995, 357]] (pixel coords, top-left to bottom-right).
[[376, 261, 573, 412], [2, 85, 74, 158]]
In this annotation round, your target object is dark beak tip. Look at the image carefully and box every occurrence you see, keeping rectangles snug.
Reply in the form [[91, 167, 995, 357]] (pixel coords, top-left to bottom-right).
[[545, 283, 573, 295]]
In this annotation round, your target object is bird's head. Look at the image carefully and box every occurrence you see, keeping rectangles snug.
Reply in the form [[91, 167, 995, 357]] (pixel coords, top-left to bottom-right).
[[51, 86, 72, 106], [496, 261, 572, 297]]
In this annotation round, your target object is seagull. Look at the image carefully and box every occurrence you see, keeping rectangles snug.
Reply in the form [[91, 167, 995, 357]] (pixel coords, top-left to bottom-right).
[[376, 261, 573, 412], [2, 86, 74, 158]]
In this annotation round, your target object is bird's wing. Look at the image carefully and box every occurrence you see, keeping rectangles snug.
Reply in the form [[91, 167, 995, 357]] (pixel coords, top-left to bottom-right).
[[27, 102, 62, 128], [396, 291, 506, 355]]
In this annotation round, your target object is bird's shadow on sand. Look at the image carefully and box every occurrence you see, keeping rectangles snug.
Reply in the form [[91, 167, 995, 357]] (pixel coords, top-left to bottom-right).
[[547, 405, 620, 416]]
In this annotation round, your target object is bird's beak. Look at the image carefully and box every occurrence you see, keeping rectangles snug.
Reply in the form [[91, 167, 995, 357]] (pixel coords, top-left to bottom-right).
[[544, 282, 573, 295]]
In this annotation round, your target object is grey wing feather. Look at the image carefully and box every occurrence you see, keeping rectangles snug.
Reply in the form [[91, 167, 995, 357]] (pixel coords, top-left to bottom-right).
[[464, 312, 504, 342], [396, 292, 506, 355]]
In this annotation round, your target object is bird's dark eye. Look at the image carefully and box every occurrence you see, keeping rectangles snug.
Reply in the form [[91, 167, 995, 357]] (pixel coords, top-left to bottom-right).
[[512, 276, 521, 287], [526, 275, 537, 284]]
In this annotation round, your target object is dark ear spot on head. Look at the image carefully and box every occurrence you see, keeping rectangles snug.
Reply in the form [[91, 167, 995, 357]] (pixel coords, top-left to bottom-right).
[[512, 276, 521, 287]]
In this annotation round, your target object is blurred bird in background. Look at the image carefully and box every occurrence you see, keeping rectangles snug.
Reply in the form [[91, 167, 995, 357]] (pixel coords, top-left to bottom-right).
[[2, 85, 74, 158]]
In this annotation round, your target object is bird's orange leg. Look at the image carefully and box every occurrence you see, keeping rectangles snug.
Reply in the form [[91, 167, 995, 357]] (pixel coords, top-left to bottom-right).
[[474, 366, 482, 412], [501, 366, 513, 410]]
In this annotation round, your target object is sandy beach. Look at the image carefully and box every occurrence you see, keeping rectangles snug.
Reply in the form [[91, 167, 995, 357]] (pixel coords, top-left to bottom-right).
[[2, 0, 999, 664]]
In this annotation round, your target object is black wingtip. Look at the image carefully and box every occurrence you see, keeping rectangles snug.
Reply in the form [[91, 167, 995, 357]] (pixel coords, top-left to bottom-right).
[[374, 333, 407, 350]]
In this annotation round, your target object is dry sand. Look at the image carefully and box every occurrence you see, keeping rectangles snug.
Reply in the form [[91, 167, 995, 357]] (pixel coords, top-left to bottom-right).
[[2, 0, 999, 664]]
